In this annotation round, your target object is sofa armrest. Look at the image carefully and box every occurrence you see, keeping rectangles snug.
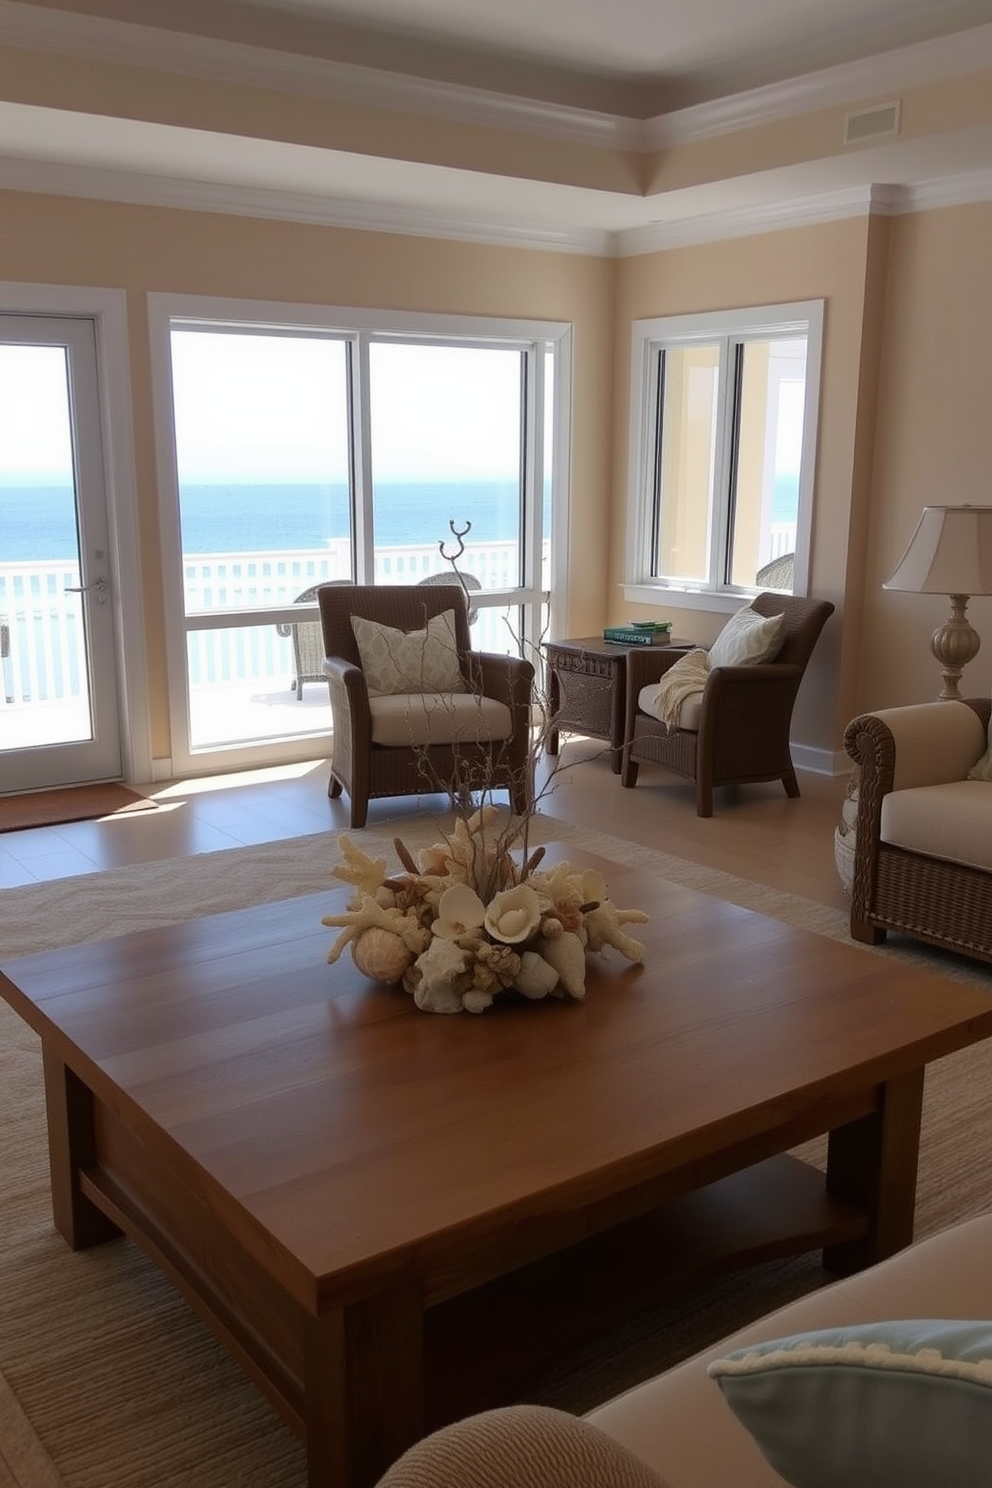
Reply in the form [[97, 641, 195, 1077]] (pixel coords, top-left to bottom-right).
[[375, 1405, 667, 1488], [844, 699, 988, 794]]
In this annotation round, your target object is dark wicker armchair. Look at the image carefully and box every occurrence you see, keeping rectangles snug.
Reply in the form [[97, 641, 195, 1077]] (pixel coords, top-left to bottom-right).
[[276, 582, 350, 699], [620, 592, 834, 817], [844, 698, 992, 963], [319, 583, 534, 828]]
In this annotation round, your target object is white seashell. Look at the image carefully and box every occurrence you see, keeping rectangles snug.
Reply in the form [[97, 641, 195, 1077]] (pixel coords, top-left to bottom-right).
[[414, 978, 465, 1014], [462, 988, 494, 1014], [433, 883, 486, 940], [578, 869, 607, 905], [351, 927, 415, 985], [484, 883, 542, 945], [514, 950, 560, 1000], [535, 929, 587, 999]]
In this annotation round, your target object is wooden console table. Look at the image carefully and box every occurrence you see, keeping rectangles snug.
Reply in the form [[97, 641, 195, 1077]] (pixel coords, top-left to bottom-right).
[[545, 635, 696, 772]]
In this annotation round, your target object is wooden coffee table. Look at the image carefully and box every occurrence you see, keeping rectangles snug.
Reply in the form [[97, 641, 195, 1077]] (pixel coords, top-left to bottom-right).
[[4, 846, 992, 1488]]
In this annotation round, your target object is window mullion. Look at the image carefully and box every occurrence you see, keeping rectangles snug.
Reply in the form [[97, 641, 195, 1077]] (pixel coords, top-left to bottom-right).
[[351, 332, 375, 583], [709, 335, 738, 591]]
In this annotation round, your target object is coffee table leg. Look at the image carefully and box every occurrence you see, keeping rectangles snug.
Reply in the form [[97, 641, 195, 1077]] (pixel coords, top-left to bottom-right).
[[304, 1279, 425, 1488], [822, 1067, 925, 1275], [42, 1049, 123, 1249]]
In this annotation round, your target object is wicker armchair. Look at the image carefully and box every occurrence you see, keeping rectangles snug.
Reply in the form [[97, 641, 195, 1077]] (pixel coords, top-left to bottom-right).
[[844, 698, 992, 963], [319, 583, 534, 828], [620, 593, 834, 817], [276, 582, 350, 699]]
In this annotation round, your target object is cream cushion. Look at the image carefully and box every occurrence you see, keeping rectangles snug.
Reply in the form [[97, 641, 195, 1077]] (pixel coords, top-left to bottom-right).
[[707, 605, 785, 669], [369, 692, 512, 747], [352, 610, 467, 697], [879, 779, 992, 872]]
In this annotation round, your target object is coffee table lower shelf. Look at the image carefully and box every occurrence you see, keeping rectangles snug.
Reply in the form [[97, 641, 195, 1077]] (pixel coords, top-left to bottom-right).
[[79, 1144, 862, 1449]]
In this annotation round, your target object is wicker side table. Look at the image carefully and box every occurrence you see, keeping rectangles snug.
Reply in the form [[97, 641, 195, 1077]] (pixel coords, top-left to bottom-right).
[[544, 635, 695, 774]]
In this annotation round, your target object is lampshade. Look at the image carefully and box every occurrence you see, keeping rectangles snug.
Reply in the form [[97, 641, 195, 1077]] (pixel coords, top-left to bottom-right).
[[884, 505, 992, 595]]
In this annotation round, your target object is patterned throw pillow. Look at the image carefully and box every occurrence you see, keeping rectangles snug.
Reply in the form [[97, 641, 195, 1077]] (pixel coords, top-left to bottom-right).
[[351, 610, 467, 697], [708, 605, 785, 669]]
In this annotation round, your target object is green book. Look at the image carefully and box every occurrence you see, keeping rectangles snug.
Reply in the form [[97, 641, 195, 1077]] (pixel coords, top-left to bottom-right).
[[603, 625, 671, 645]]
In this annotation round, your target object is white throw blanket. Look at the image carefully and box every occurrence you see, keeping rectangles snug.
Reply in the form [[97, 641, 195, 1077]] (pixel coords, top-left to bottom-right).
[[639, 648, 710, 729]]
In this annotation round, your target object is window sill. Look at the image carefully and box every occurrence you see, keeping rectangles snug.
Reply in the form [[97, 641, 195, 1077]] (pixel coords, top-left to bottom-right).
[[622, 584, 751, 614]]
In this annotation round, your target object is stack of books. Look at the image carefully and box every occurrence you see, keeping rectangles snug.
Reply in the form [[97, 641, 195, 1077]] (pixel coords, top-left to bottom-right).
[[603, 622, 672, 646]]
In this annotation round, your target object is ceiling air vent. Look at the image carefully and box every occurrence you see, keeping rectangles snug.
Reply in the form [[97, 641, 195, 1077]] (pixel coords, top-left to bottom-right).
[[844, 101, 901, 145]]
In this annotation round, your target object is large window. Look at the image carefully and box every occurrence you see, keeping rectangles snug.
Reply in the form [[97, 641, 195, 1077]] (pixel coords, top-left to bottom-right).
[[150, 299, 568, 773], [624, 301, 823, 608]]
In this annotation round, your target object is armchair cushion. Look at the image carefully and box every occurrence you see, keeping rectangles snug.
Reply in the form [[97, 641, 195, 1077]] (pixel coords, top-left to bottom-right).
[[710, 1318, 992, 1488], [369, 692, 513, 747], [352, 610, 467, 697], [637, 650, 709, 730], [707, 604, 785, 669]]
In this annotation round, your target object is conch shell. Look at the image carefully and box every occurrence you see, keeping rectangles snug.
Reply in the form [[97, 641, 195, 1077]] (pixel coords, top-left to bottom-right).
[[351, 926, 415, 984], [534, 929, 587, 999]]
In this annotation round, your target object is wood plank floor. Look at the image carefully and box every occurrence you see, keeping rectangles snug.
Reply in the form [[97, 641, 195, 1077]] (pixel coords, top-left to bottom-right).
[[0, 737, 852, 912]]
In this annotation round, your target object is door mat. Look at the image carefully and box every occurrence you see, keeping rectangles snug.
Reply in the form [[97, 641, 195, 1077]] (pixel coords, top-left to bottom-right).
[[0, 783, 158, 833]]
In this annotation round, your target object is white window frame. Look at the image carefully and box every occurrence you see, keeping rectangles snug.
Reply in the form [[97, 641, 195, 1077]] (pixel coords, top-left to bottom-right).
[[147, 293, 571, 777], [623, 300, 824, 614]]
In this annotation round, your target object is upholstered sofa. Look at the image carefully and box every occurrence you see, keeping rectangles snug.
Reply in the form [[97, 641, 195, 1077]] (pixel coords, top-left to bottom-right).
[[376, 1211, 992, 1487], [843, 698, 992, 963]]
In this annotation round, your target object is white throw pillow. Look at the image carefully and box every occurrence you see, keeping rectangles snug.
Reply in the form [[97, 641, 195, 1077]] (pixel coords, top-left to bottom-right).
[[967, 712, 992, 781], [708, 605, 785, 669], [351, 610, 467, 697]]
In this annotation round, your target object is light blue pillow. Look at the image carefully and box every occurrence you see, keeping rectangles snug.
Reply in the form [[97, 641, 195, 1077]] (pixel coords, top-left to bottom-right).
[[708, 1319, 992, 1488]]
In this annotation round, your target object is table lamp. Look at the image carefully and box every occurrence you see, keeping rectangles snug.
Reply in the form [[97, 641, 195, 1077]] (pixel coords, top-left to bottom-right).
[[884, 504, 992, 700]]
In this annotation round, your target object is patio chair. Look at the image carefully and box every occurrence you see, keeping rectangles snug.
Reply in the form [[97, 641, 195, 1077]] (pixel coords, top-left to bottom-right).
[[620, 592, 834, 816], [276, 582, 350, 699], [319, 583, 534, 827], [417, 569, 482, 623]]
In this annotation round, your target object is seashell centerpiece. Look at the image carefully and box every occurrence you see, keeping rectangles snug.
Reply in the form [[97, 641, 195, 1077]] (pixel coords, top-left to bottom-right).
[[322, 806, 649, 1014]]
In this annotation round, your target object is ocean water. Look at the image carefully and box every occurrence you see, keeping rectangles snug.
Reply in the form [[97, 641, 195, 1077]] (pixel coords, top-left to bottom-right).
[[1, 475, 797, 562], [0, 481, 527, 561]]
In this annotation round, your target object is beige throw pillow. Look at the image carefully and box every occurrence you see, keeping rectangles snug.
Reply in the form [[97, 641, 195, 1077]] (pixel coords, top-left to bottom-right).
[[967, 724, 992, 781], [351, 610, 467, 697], [708, 605, 785, 668]]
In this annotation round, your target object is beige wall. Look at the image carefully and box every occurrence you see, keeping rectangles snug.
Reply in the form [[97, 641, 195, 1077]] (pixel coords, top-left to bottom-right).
[[0, 189, 613, 760], [859, 200, 992, 712]]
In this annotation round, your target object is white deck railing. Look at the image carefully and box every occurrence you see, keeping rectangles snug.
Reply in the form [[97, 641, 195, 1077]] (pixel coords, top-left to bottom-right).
[[0, 541, 531, 704]]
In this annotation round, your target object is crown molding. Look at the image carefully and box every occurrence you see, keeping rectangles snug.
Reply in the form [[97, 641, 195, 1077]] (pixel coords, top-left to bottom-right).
[[613, 183, 905, 256], [0, 152, 612, 254]]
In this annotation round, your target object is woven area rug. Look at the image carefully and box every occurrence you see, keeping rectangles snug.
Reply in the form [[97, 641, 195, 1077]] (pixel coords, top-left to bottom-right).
[[0, 784, 156, 834], [1, 813, 991, 1488]]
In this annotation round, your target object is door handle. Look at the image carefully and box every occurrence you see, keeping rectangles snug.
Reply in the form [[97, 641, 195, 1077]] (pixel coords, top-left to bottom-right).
[[65, 576, 109, 604]]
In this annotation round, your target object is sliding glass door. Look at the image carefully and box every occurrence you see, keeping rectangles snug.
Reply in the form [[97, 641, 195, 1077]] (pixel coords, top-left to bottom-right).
[[151, 298, 568, 777]]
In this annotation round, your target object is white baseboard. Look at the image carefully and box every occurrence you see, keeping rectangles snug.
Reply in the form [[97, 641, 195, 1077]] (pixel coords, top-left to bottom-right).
[[791, 742, 852, 777], [152, 756, 175, 782]]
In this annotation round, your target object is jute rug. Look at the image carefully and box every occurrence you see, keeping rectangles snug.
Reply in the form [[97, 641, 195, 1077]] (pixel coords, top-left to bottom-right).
[[1, 813, 991, 1488], [0, 784, 156, 834]]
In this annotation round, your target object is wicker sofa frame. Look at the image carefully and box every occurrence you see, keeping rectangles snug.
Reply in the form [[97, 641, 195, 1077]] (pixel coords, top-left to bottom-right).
[[844, 697, 992, 963], [620, 592, 835, 817], [319, 583, 534, 828]]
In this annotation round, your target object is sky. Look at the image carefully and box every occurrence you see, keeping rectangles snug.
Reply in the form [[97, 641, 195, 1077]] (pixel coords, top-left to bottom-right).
[[0, 345, 74, 479], [170, 330, 525, 483]]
